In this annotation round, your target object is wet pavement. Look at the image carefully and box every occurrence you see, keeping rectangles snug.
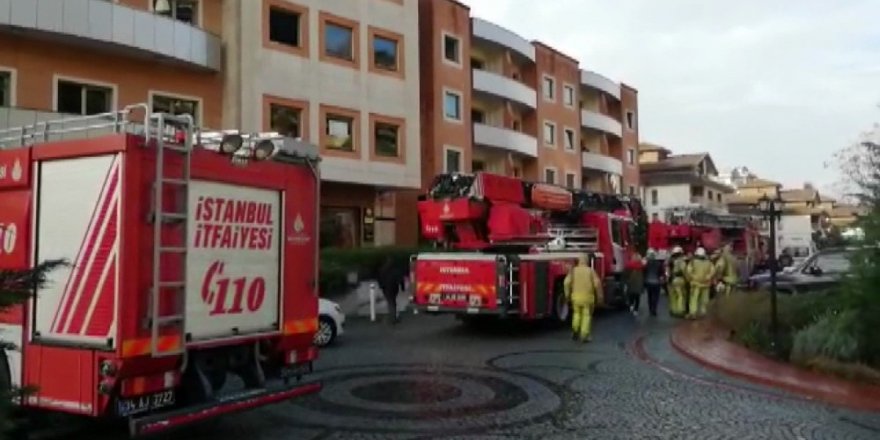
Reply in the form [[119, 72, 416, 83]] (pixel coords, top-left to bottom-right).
[[41, 304, 880, 439]]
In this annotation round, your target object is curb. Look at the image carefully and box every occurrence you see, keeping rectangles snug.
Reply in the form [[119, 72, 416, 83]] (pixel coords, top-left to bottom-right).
[[670, 320, 880, 413]]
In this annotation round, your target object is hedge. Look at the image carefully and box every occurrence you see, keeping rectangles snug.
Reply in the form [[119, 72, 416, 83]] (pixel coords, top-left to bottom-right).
[[319, 246, 424, 297]]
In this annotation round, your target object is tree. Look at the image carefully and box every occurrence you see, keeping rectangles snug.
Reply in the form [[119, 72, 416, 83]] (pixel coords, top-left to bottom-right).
[[832, 119, 880, 364], [0, 259, 67, 438]]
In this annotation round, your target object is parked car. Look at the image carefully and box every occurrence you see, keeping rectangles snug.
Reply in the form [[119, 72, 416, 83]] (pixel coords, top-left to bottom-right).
[[748, 247, 856, 294], [314, 298, 345, 347]]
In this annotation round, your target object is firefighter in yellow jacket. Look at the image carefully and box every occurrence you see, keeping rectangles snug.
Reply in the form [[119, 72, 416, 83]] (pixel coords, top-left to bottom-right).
[[667, 246, 688, 317], [687, 247, 715, 319], [718, 243, 739, 296], [564, 254, 602, 342]]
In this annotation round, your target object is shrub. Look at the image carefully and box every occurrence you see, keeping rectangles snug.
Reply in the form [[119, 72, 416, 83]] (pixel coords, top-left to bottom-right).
[[318, 246, 423, 297], [791, 310, 861, 365], [801, 357, 880, 385]]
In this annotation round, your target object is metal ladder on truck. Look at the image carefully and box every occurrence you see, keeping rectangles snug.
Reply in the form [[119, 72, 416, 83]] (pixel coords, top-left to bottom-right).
[[149, 113, 195, 358]]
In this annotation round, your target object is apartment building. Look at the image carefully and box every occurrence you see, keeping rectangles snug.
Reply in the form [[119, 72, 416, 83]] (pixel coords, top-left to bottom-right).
[[225, 0, 422, 247], [0, 0, 223, 129], [418, 0, 639, 195], [638, 143, 733, 221]]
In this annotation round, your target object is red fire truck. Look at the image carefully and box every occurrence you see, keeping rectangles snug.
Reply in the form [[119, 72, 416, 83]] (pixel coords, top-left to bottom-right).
[[411, 172, 644, 322], [0, 105, 321, 436], [647, 206, 762, 272]]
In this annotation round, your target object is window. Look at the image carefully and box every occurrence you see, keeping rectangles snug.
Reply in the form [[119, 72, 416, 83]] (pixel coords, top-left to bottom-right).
[[444, 148, 462, 173], [325, 113, 355, 151], [269, 103, 302, 138], [563, 85, 575, 107], [471, 58, 485, 70], [443, 90, 462, 121], [626, 111, 635, 130], [543, 76, 555, 100], [544, 168, 556, 184], [717, 193, 722, 202], [708, 190, 714, 201], [543, 122, 555, 146], [563, 128, 575, 151], [471, 109, 485, 124], [151, 94, 199, 125], [325, 22, 354, 61], [372, 31, 399, 72], [472, 160, 485, 172], [443, 34, 461, 64], [374, 121, 400, 158], [269, 6, 302, 48], [566, 173, 576, 189], [629, 186, 636, 195], [810, 252, 851, 274], [627, 148, 635, 165], [154, 0, 197, 25], [57, 80, 113, 115], [651, 189, 658, 206], [0, 71, 10, 106]]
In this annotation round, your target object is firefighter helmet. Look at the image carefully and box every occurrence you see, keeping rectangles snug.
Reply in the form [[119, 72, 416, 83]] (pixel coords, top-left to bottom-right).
[[671, 246, 684, 255], [695, 247, 707, 258]]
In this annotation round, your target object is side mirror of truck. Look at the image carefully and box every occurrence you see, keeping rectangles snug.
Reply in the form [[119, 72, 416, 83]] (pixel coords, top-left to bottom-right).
[[808, 266, 823, 276]]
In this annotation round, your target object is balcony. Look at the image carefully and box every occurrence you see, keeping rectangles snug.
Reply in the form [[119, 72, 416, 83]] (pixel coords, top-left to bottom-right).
[[580, 70, 621, 100], [581, 109, 623, 138], [0, 0, 221, 71], [582, 151, 623, 175], [473, 123, 538, 158], [472, 69, 537, 109], [471, 18, 535, 63]]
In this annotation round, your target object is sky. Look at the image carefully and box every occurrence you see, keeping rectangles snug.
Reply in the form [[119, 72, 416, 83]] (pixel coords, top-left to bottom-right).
[[460, 0, 880, 196]]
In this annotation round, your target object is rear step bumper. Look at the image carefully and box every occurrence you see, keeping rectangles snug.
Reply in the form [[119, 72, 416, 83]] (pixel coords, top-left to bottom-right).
[[130, 381, 321, 437]]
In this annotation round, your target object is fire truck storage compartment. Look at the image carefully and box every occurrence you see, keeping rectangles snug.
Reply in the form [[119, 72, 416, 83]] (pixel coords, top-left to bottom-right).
[[34, 154, 123, 347], [518, 261, 552, 318], [414, 255, 499, 310], [185, 180, 282, 340]]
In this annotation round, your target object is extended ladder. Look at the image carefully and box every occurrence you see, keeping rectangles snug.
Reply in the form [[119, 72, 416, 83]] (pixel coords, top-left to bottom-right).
[[149, 113, 194, 358]]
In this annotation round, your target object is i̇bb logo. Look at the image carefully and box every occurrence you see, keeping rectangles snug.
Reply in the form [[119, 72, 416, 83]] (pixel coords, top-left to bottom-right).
[[201, 260, 266, 315], [0, 222, 17, 256]]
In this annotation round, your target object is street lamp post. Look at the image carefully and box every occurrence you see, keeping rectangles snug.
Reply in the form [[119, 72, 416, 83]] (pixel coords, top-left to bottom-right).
[[757, 194, 785, 355]]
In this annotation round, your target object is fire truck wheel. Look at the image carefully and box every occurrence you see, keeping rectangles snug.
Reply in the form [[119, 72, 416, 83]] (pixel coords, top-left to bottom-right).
[[552, 288, 571, 323], [0, 350, 10, 393]]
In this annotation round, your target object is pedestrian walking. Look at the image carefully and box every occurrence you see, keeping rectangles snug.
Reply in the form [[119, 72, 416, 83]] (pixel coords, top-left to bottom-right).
[[643, 249, 665, 317], [378, 256, 407, 326], [666, 246, 688, 317], [686, 247, 715, 319], [625, 252, 645, 316], [563, 254, 602, 343]]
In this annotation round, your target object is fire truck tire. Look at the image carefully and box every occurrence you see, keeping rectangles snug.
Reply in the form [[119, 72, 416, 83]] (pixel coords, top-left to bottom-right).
[[551, 279, 571, 324], [0, 350, 29, 440]]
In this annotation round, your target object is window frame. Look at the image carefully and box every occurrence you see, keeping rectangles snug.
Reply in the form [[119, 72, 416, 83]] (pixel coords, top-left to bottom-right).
[[443, 145, 464, 173], [563, 127, 576, 151], [543, 121, 556, 147], [562, 83, 576, 108], [263, 0, 309, 58], [370, 113, 406, 163], [319, 11, 360, 69], [441, 32, 463, 67], [544, 167, 557, 185], [148, 90, 203, 126], [627, 148, 635, 165], [53, 75, 118, 116], [626, 110, 636, 130], [263, 94, 309, 140], [542, 75, 556, 102], [319, 104, 360, 157], [151, 0, 201, 26], [369, 26, 404, 79], [442, 88, 463, 123], [651, 189, 658, 206], [565, 172, 576, 189], [0, 66, 16, 107]]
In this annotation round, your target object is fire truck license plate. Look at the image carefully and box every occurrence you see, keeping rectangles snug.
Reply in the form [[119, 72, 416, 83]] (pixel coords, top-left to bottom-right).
[[116, 390, 175, 417], [441, 293, 468, 302]]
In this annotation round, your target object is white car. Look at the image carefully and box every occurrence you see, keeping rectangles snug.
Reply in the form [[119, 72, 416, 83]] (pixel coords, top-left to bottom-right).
[[314, 298, 345, 347]]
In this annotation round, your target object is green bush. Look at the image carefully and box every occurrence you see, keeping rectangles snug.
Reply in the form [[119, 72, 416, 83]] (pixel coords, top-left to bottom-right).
[[791, 310, 861, 365], [318, 246, 422, 297]]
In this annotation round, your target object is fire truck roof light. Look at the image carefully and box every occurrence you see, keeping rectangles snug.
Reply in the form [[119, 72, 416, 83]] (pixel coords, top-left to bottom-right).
[[253, 139, 277, 160], [219, 134, 244, 154]]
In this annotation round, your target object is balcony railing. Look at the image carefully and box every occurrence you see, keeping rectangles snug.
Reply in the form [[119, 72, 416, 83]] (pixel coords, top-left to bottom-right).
[[0, 0, 221, 71], [580, 70, 621, 100], [581, 110, 623, 137], [471, 18, 536, 62], [473, 123, 538, 158], [472, 69, 537, 109], [582, 151, 623, 175]]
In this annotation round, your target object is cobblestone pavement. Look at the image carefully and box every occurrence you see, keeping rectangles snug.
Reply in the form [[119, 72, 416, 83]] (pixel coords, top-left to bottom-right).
[[46, 304, 880, 440]]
